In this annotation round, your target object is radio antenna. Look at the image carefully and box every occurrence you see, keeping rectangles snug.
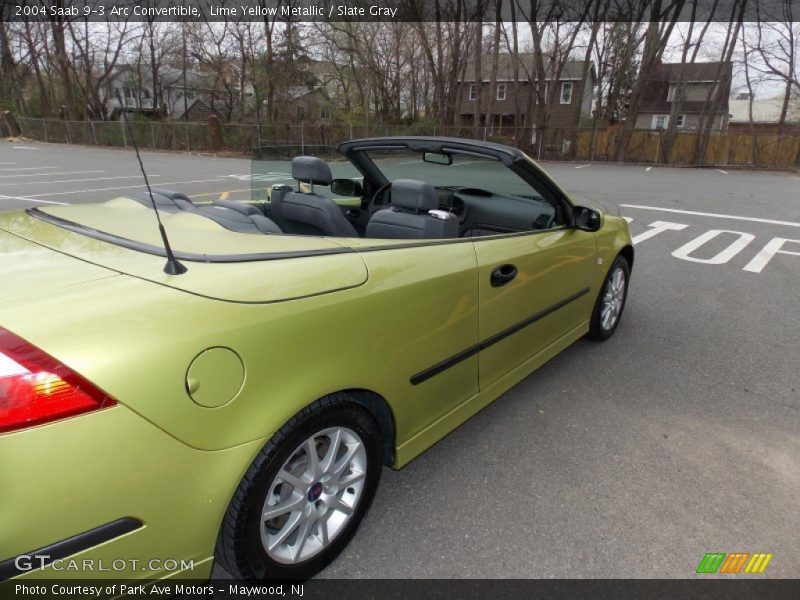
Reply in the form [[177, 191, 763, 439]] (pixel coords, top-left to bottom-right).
[[121, 111, 187, 275]]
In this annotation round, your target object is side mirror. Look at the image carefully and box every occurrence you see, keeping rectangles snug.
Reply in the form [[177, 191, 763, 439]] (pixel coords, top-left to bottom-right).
[[330, 178, 362, 196], [573, 206, 602, 232]]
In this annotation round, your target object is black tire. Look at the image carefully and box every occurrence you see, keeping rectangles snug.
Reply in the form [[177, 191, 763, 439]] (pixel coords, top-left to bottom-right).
[[215, 393, 383, 581], [588, 254, 630, 341]]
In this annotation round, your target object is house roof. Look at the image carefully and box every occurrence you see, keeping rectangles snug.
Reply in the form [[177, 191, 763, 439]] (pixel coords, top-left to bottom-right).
[[729, 95, 800, 123], [654, 61, 733, 83], [172, 98, 214, 121], [110, 64, 208, 90], [460, 55, 595, 83], [639, 61, 733, 115]]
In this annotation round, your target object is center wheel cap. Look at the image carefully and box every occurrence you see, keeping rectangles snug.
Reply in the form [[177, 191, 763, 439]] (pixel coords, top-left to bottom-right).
[[308, 482, 323, 502]]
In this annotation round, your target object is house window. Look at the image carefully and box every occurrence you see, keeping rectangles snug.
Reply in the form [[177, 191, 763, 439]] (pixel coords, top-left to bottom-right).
[[560, 81, 573, 104], [676, 114, 685, 128], [652, 115, 668, 130], [496, 83, 507, 101], [320, 105, 332, 120], [468, 83, 477, 101], [667, 84, 676, 102]]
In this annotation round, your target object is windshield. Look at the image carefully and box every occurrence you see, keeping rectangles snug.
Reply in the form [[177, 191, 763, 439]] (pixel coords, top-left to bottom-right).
[[364, 148, 544, 200]]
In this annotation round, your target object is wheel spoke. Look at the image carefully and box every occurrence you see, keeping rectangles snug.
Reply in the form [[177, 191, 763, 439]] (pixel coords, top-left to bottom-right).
[[333, 443, 360, 477], [328, 495, 354, 516], [305, 437, 321, 480], [336, 470, 365, 488], [320, 428, 342, 474], [262, 494, 305, 521], [612, 269, 622, 290], [277, 469, 308, 491], [268, 510, 303, 551], [290, 515, 314, 561], [316, 510, 332, 546]]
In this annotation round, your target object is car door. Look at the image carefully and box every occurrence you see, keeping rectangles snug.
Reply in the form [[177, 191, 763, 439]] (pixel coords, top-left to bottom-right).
[[473, 227, 597, 389]]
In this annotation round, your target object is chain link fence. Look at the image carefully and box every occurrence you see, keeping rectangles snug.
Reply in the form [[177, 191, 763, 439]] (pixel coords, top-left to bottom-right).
[[13, 116, 800, 169]]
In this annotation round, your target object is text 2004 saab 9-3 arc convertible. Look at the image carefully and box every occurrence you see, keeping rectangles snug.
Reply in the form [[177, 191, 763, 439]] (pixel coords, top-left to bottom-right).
[[0, 137, 633, 582]]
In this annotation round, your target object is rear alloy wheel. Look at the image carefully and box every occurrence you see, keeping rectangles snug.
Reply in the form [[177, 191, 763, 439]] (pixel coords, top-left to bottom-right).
[[262, 426, 367, 565], [216, 395, 382, 580], [588, 254, 630, 340]]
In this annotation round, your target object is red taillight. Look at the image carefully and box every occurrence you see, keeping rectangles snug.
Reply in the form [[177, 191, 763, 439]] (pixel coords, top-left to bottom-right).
[[0, 328, 116, 433]]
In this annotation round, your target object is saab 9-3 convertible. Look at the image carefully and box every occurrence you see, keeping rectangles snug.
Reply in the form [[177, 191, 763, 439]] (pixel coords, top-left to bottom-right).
[[0, 137, 633, 582]]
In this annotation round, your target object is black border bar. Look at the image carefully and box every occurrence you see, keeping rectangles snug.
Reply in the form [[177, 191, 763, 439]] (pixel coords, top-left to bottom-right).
[[410, 286, 590, 385], [2, 0, 796, 23], [0, 518, 143, 582]]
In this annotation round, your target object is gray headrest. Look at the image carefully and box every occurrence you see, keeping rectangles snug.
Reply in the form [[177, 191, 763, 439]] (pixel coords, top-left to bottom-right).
[[292, 156, 332, 186], [391, 179, 437, 212]]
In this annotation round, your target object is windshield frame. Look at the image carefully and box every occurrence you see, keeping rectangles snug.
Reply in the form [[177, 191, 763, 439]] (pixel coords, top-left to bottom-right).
[[338, 137, 577, 228]]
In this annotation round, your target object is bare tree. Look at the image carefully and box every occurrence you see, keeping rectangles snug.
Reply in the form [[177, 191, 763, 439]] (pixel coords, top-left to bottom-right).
[[750, 0, 799, 130], [472, 17, 485, 135], [615, 0, 685, 161], [484, 0, 503, 132], [67, 20, 130, 120], [693, 0, 747, 164], [50, 0, 78, 118], [0, 16, 21, 112]]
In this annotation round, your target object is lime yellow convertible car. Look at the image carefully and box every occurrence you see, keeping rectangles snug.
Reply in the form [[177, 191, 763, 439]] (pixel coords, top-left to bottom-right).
[[0, 137, 632, 582]]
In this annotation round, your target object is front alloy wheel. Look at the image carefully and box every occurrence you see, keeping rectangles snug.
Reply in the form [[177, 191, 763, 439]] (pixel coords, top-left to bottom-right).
[[588, 254, 630, 340], [600, 266, 626, 332]]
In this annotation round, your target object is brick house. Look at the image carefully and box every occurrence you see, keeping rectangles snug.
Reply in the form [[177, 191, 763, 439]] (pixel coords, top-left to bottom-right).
[[635, 61, 733, 131], [457, 54, 596, 131]]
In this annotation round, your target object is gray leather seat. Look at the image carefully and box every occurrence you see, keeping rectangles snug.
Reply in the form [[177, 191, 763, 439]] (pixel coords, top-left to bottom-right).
[[130, 188, 194, 212], [129, 188, 281, 234], [192, 204, 282, 234], [366, 179, 459, 240], [269, 156, 358, 237]]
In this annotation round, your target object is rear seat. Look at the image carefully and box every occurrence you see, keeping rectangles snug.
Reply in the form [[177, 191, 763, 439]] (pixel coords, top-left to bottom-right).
[[128, 189, 282, 235]]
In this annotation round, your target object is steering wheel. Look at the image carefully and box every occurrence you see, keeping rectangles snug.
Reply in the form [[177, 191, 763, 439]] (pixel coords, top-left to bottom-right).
[[366, 181, 392, 216]]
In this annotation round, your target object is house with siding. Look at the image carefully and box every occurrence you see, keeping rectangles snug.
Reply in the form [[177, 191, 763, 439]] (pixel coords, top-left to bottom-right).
[[728, 92, 800, 132], [456, 54, 596, 131], [634, 61, 733, 131]]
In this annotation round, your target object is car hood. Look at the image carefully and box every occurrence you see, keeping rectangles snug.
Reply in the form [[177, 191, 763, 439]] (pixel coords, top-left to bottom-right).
[[0, 201, 368, 304]]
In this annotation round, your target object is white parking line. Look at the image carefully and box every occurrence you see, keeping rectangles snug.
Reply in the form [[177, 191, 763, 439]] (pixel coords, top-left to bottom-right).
[[575, 164, 591, 169], [620, 204, 800, 229], [0, 170, 104, 179], [646, 167, 653, 172], [717, 169, 729, 175], [0, 162, 17, 165], [13, 146, 38, 150], [1, 175, 162, 188], [0, 167, 59, 173], [0, 194, 69, 206], [22, 177, 228, 198]]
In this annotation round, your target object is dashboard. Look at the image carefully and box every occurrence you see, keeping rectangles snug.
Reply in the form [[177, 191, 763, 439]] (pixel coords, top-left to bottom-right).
[[435, 186, 558, 236]]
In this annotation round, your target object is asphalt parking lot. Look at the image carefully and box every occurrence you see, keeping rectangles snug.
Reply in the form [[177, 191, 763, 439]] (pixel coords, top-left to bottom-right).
[[1, 140, 798, 578]]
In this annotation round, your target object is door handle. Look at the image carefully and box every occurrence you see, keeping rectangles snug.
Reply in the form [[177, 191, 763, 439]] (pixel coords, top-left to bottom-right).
[[490, 264, 517, 287]]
